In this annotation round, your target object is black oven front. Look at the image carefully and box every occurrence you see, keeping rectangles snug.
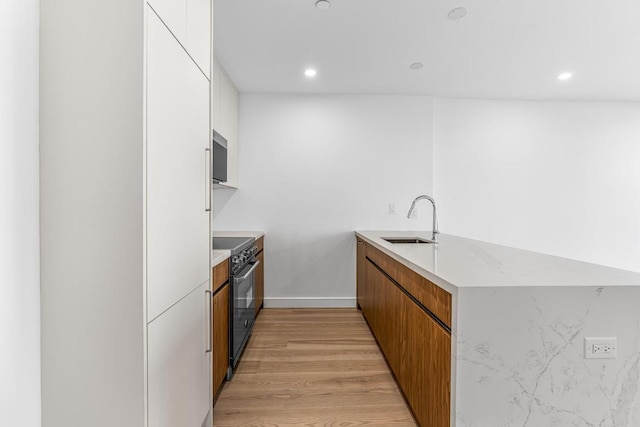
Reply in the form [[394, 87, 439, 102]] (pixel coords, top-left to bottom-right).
[[212, 236, 260, 379], [229, 254, 259, 376], [227, 242, 259, 379]]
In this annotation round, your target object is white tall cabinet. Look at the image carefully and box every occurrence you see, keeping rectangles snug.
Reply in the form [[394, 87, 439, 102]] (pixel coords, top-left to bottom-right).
[[40, 1, 213, 426]]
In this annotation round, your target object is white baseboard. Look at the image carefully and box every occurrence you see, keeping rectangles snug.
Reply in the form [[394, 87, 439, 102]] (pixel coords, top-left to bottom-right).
[[264, 297, 356, 308]]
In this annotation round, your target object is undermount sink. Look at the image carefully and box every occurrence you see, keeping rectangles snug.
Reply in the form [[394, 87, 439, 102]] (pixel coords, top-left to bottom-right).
[[382, 237, 437, 244]]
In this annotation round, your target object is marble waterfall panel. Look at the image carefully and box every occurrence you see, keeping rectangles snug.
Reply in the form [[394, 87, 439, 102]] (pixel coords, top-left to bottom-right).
[[455, 286, 640, 427]]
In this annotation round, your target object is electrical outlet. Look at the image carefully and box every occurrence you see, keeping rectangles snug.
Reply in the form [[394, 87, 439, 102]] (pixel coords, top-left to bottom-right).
[[584, 337, 617, 359], [388, 203, 396, 215]]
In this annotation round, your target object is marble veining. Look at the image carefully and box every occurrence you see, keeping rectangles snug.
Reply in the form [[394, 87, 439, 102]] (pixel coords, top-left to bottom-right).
[[354, 230, 640, 426], [455, 286, 640, 427]]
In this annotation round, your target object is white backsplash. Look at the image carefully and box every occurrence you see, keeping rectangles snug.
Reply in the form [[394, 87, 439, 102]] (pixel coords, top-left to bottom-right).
[[455, 286, 640, 427]]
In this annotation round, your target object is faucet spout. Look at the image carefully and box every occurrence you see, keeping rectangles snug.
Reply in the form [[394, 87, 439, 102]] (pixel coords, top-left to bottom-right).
[[407, 195, 439, 241]]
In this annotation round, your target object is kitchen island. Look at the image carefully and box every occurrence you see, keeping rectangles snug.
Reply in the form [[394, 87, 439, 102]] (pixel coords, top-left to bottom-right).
[[356, 230, 640, 427]]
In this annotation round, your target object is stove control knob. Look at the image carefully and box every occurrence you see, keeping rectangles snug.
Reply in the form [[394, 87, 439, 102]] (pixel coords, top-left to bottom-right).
[[232, 256, 239, 265]]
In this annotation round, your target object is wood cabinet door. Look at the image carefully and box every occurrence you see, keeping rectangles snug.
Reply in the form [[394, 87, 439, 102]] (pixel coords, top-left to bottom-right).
[[148, 282, 210, 427], [365, 259, 450, 427], [255, 250, 264, 315], [356, 239, 366, 312], [365, 259, 401, 368], [146, 9, 210, 321], [397, 292, 451, 427], [212, 260, 229, 294], [212, 283, 229, 397]]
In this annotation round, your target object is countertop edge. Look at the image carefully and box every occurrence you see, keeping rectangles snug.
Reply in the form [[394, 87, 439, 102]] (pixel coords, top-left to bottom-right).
[[211, 250, 230, 268], [212, 230, 265, 239], [355, 231, 458, 295], [355, 230, 640, 290]]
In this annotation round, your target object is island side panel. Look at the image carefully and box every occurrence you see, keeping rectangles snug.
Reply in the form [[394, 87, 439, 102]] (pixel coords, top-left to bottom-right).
[[455, 286, 640, 427]]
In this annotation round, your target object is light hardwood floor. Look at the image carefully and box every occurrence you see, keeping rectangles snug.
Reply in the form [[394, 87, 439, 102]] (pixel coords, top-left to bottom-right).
[[212, 308, 417, 427]]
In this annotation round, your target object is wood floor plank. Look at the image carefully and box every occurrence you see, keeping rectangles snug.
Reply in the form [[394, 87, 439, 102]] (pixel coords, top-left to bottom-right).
[[213, 308, 416, 427]]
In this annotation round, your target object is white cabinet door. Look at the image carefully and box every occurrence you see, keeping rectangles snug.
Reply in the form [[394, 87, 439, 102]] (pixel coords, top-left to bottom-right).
[[211, 58, 222, 134], [222, 72, 238, 187], [219, 70, 232, 139], [148, 0, 187, 43], [148, 282, 211, 427], [211, 56, 239, 188], [186, 0, 211, 76], [147, 9, 210, 321]]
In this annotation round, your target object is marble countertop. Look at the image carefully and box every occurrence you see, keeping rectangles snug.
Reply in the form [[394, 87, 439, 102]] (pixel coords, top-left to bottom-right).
[[356, 230, 640, 292], [212, 230, 265, 239], [211, 249, 230, 268]]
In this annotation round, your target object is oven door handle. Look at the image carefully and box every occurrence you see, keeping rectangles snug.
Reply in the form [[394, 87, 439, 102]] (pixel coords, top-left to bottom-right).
[[235, 260, 260, 283]]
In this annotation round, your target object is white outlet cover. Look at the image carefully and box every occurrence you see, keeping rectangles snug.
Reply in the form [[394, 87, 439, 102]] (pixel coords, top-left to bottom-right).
[[389, 203, 396, 215], [584, 337, 617, 359]]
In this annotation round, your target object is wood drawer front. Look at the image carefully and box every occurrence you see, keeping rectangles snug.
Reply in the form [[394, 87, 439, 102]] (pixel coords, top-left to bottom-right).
[[212, 259, 229, 293], [366, 244, 452, 329], [255, 236, 264, 253]]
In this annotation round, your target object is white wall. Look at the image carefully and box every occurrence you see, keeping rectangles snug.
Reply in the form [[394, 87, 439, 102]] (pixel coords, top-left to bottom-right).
[[434, 98, 640, 272], [214, 94, 435, 306], [0, 0, 41, 426]]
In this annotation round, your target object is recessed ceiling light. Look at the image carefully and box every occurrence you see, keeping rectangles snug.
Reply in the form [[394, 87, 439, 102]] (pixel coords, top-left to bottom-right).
[[315, 0, 331, 10], [410, 63, 424, 70], [305, 69, 317, 78], [447, 7, 468, 20], [558, 72, 573, 81]]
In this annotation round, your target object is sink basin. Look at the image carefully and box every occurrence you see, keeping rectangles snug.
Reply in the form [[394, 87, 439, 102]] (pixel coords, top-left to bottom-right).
[[382, 237, 436, 244]]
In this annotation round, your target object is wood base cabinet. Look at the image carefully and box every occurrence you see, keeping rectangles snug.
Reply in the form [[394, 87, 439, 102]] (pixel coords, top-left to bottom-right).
[[212, 259, 229, 399], [356, 238, 366, 312], [212, 282, 229, 399], [358, 240, 451, 427]]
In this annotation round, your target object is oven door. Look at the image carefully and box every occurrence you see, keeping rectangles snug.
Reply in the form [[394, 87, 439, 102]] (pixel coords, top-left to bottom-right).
[[230, 259, 259, 367]]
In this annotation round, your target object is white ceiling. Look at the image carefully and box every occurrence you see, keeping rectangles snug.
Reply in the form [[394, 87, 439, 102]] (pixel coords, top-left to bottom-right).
[[214, 0, 640, 101]]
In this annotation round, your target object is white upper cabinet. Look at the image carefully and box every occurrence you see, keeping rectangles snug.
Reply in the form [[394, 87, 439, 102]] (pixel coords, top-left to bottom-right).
[[186, 0, 211, 76], [212, 57, 239, 188], [147, 0, 211, 75], [211, 57, 222, 131], [148, 282, 210, 427], [147, 0, 187, 42], [146, 10, 210, 321]]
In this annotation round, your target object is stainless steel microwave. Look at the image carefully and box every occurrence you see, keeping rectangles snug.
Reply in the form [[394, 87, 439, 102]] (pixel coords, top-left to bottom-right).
[[212, 130, 227, 183]]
